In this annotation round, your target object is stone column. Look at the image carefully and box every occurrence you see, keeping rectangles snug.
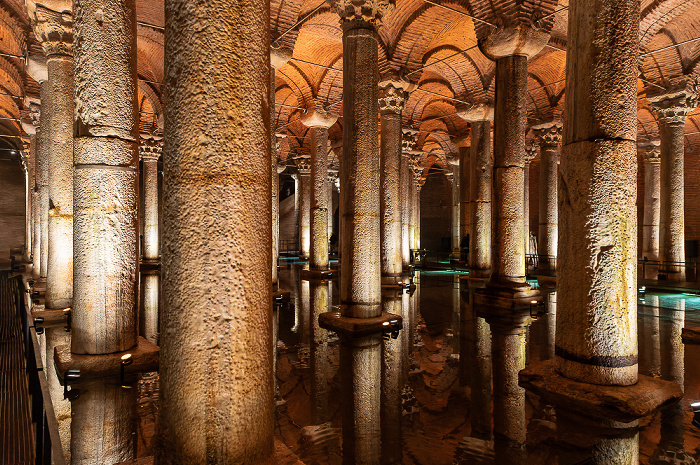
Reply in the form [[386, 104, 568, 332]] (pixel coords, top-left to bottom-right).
[[379, 81, 407, 285], [523, 143, 535, 257], [448, 158, 460, 254], [457, 145, 469, 261], [649, 82, 699, 281], [477, 31, 548, 296], [641, 141, 660, 264], [533, 121, 562, 272], [274, 144, 286, 285], [140, 137, 162, 261], [401, 130, 417, 268], [381, 291, 406, 464], [411, 163, 423, 251], [557, 0, 639, 385], [157, 0, 273, 460], [31, 126, 42, 278], [297, 158, 312, 259], [72, 0, 138, 355], [469, 118, 493, 278], [39, 81, 49, 279], [301, 108, 337, 272]]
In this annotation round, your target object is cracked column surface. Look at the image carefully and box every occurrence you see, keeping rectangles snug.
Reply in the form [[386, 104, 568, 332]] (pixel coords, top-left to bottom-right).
[[157, 0, 273, 460], [72, 0, 138, 355], [533, 121, 562, 272], [301, 108, 337, 271], [39, 81, 49, 279], [401, 130, 417, 268], [379, 81, 407, 284], [557, 0, 639, 386], [140, 138, 162, 260], [649, 82, 698, 281], [640, 141, 660, 263], [523, 144, 535, 257], [30, 8, 75, 310], [469, 118, 493, 277], [477, 25, 549, 294], [297, 158, 312, 259], [332, 0, 391, 319]]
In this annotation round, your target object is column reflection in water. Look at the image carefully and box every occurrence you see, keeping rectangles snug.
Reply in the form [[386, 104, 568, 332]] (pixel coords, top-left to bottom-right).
[[70, 379, 138, 464], [140, 271, 160, 345], [45, 326, 71, 460], [639, 295, 661, 378], [651, 299, 693, 464]]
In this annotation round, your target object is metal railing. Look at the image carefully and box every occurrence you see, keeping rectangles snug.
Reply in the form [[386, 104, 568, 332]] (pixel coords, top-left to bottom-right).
[[16, 276, 67, 465], [638, 259, 699, 282]]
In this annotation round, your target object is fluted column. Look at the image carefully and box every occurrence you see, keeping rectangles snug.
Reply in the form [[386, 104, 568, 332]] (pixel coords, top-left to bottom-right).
[[379, 81, 407, 285], [533, 121, 562, 272], [30, 6, 75, 309], [557, 0, 639, 385], [157, 0, 273, 460], [140, 138, 162, 260], [297, 158, 312, 259], [301, 108, 338, 271], [469, 118, 493, 277], [641, 141, 660, 264], [401, 129, 417, 268], [523, 143, 535, 257], [649, 82, 698, 281]]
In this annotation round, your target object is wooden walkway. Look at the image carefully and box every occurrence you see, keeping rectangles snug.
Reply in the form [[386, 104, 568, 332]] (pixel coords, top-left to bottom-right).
[[0, 272, 34, 464]]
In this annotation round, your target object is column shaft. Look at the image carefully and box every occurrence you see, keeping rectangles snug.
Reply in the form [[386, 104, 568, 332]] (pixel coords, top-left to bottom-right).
[[523, 161, 530, 255], [490, 55, 528, 288], [142, 158, 159, 259], [659, 122, 685, 278], [39, 82, 49, 279], [380, 111, 402, 280], [310, 127, 329, 270], [271, 70, 279, 287], [157, 0, 273, 459], [459, 146, 469, 259], [32, 131, 41, 278], [539, 145, 559, 268], [642, 154, 660, 261], [340, 26, 381, 318], [557, 0, 639, 385], [299, 170, 311, 258], [469, 120, 492, 276], [400, 154, 410, 267], [451, 165, 460, 252]]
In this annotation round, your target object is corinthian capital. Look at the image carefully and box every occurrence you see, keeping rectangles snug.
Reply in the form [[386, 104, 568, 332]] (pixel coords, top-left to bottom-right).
[[648, 79, 699, 125], [330, 0, 395, 30], [639, 140, 660, 164], [401, 129, 418, 156], [532, 121, 563, 147], [378, 79, 410, 115], [139, 137, 163, 162], [28, 4, 73, 57], [524, 142, 537, 163], [296, 157, 311, 175]]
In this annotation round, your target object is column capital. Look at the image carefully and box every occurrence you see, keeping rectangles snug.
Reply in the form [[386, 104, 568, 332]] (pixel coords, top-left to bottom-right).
[[330, 0, 395, 30], [401, 128, 418, 156], [456, 100, 494, 122], [139, 137, 163, 162], [296, 156, 311, 175], [300, 107, 338, 129], [639, 140, 661, 163], [648, 79, 699, 125], [378, 79, 409, 115], [532, 120, 563, 147], [28, 4, 73, 57], [270, 46, 292, 70], [478, 24, 550, 61], [524, 142, 537, 164]]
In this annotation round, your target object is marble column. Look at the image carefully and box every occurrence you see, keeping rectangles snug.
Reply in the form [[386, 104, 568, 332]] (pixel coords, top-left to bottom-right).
[[140, 137, 162, 260], [411, 164, 423, 251], [157, 0, 273, 460], [469, 118, 493, 278], [533, 121, 562, 272], [641, 140, 661, 264], [649, 82, 699, 281], [449, 160, 460, 254], [458, 145, 469, 260], [401, 130, 417, 268], [523, 143, 535, 257], [301, 109, 337, 271], [31, 127, 41, 278], [557, 0, 639, 385], [478, 30, 548, 295], [379, 81, 407, 285], [72, 0, 138, 355], [297, 158, 312, 259], [39, 81, 49, 279]]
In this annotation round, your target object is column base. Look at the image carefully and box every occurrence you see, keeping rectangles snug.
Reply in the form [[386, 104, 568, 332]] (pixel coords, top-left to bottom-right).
[[32, 306, 70, 327], [537, 275, 556, 288], [54, 336, 159, 383], [381, 274, 413, 290], [474, 282, 541, 312], [318, 311, 402, 339], [140, 259, 160, 273], [519, 359, 682, 423], [300, 268, 335, 280]]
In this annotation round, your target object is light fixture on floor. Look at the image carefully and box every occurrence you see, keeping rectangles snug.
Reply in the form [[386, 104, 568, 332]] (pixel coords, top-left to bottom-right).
[[120, 353, 133, 387], [63, 370, 81, 400], [692, 402, 700, 429]]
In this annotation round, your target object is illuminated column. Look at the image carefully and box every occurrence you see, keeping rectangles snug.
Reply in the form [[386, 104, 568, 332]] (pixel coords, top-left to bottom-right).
[[157, 0, 273, 459], [379, 80, 407, 285], [649, 82, 698, 281], [30, 5, 75, 309], [29, 111, 42, 277], [401, 129, 417, 268], [297, 158, 312, 259], [411, 163, 423, 251], [39, 81, 49, 279], [457, 144, 469, 261], [533, 121, 562, 272], [301, 108, 338, 271], [72, 0, 138, 355], [381, 292, 406, 464], [274, 143, 287, 285], [523, 143, 535, 257], [447, 159, 460, 254], [469, 117, 493, 277], [640, 141, 660, 263], [140, 137, 162, 261]]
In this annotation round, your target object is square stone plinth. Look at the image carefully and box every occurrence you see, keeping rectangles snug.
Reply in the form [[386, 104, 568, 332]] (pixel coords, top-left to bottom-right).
[[140, 259, 161, 273], [31, 307, 69, 327], [300, 268, 335, 280], [319, 311, 402, 339], [519, 359, 682, 423], [54, 336, 159, 383], [682, 327, 700, 344]]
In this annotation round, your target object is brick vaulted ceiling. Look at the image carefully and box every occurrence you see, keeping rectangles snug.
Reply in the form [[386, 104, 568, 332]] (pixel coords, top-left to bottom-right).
[[0, 0, 698, 166]]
